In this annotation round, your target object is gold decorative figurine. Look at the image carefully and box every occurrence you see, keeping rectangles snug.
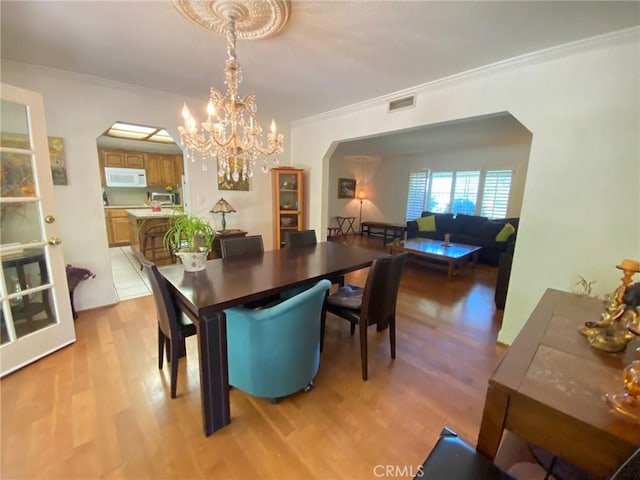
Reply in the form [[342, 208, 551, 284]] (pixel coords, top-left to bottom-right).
[[613, 259, 640, 307], [579, 257, 640, 353], [580, 282, 640, 352], [605, 324, 640, 422]]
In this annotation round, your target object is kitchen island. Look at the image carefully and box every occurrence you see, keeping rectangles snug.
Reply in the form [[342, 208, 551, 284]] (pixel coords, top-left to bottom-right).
[[127, 208, 181, 266]]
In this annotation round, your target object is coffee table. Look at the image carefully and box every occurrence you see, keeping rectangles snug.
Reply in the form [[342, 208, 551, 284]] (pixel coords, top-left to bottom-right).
[[400, 238, 482, 279]]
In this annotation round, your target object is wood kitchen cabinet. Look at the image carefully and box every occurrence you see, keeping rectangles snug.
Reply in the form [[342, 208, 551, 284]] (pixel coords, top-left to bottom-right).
[[105, 208, 132, 246], [272, 167, 304, 249], [102, 150, 145, 168], [146, 153, 178, 187], [98, 149, 183, 188], [99, 149, 145, 186], [174, 154, 184, 184]]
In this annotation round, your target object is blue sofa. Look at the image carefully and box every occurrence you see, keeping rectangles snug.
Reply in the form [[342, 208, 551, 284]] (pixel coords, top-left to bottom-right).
[[406, 211, 519, 265]]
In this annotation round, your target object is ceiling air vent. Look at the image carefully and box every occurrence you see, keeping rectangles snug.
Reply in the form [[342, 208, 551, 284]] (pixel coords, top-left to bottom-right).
[[388, 95, 416, 112]]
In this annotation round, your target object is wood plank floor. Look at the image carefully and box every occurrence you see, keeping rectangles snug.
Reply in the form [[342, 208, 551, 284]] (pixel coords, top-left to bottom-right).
[[1, 236, 507, 479]]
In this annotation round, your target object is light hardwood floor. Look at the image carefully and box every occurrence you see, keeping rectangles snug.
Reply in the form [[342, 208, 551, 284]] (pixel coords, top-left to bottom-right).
[[1, 236, 507, 479]]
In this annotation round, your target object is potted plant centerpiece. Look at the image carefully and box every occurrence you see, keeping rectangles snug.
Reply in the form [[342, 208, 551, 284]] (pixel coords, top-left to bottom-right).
[[163, 213, 215, 272]]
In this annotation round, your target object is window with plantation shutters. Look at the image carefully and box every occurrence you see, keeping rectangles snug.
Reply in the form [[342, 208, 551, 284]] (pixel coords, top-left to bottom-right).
[[452, 171, 480, 215], [405, 171, 428, 221], [481, 170, 512, 219], [427, 172, 453, 213], [405, 168, 514, 220]]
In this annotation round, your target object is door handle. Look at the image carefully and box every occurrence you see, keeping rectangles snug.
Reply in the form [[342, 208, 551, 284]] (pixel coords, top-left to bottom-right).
[[48, 236, 62, 245]]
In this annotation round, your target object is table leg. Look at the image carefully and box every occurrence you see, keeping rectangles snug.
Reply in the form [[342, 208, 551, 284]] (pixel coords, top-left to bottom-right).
[[345, 218, 357, 236], [197, 311, 231, 436], [447, 260, 454, 279], [477, 384, 509, 460]]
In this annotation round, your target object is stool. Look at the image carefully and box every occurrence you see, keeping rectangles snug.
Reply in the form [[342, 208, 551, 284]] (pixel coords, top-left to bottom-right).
[[327, 227, 341, 239], [140, 224, 170, 268]]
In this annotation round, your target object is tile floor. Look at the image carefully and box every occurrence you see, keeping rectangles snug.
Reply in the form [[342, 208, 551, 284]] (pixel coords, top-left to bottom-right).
[[109, 246, 151, 301]]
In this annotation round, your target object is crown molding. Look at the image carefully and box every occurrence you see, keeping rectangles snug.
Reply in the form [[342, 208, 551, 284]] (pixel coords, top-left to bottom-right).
[[292, 26, 640, 128]]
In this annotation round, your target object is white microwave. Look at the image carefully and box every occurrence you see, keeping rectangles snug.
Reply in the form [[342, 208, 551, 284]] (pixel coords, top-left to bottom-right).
[[104, 167, 147, 188]]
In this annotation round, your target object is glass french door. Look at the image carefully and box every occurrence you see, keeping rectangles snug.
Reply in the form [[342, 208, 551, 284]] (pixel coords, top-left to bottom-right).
[[0, 83, 75, 376]]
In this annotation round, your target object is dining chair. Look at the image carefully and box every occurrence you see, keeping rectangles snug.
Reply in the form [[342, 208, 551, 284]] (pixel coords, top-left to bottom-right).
[[282, 229, 343, 298], [219, 234, 279, 308], [225, 279, 332, 402], [414, 426, 640, 480], [220, 234, 264, 258], [324, 252, 407, 380], [285, 229, 317, 247], [139, 256, 196, 398]]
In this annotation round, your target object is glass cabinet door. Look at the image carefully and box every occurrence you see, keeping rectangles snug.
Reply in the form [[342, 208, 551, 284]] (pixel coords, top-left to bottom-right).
[[273, 169, 303, 249]]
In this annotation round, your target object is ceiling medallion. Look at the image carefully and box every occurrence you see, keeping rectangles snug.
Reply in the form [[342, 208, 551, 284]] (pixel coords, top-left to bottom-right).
[[172, 0, 291, 40]]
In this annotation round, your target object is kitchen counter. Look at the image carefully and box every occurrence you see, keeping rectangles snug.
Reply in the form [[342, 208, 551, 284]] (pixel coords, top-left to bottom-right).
[[128, 210, 178, 266], [126, 208, 182, 219], [104, 204, 182, 209]]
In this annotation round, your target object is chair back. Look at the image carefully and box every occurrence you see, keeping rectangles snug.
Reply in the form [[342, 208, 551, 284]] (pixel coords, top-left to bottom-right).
[[360, 253, 407, 330], [225, 279, 332, 399], [611, 447, 640, 479], [220, 235, 264, 258], [139, 256, 181, 342], [286, 229, 317, 248]]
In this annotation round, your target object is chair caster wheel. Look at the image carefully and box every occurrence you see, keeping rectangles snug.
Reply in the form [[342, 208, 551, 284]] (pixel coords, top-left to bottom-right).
[[303, 381, 314, 392]]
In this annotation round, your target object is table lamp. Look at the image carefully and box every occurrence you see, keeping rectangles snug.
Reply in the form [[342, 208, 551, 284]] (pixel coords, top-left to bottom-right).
[[210, 198, 236, 231]]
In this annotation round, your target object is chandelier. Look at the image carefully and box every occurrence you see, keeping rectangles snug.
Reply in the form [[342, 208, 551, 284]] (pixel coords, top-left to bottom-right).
[[175, 0, 289, 181]]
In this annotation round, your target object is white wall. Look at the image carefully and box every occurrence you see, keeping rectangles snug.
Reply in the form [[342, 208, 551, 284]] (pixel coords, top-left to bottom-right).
[[328, 142, 531, 227], [1, 62, 291, 312], [292, 30, 640, 344]]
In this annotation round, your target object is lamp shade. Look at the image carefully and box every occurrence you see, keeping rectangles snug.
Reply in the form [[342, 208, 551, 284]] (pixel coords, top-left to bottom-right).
[[210, 198, 236, 214], [210, 197, 236, 231]]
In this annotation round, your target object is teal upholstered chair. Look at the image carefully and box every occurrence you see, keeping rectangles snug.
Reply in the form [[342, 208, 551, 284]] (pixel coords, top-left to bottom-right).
[[225, 279, 332, 402]]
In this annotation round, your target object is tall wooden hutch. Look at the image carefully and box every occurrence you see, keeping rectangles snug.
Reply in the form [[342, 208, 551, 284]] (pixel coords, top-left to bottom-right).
[[272, 167, 304, 249]]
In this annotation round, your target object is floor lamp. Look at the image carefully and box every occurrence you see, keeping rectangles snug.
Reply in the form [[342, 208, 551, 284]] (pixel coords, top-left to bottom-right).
[[358, 191, 366, 235]]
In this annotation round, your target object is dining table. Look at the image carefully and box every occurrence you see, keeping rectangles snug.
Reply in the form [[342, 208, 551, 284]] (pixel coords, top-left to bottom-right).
[[158, 241, 388, 436]]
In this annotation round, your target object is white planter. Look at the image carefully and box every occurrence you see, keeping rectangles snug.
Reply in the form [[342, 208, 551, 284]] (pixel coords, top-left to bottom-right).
[[176, 251, 208, 272]]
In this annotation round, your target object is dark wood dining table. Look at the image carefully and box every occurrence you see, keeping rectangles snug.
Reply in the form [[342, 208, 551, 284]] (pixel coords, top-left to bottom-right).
[[158, 242, 387, 436]]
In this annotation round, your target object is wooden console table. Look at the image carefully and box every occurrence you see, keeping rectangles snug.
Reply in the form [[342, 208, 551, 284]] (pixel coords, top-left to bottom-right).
[[477, 288, 640, 478], [360, 221, 406, 243]]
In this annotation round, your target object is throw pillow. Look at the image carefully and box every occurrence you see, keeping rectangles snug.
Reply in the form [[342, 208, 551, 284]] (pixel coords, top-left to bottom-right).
[[495, 222, 516, 242], [416, 215, 436, 232]]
